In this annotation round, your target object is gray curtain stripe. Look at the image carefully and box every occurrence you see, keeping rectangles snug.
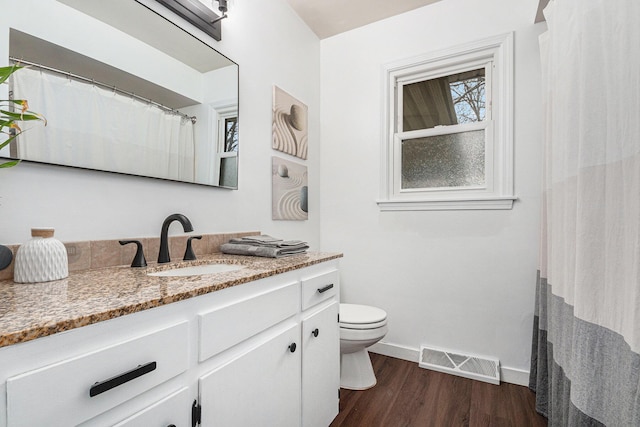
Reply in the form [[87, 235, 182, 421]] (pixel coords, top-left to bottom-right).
[[530, 323, 605, 426], [530, 273, 640, 426]]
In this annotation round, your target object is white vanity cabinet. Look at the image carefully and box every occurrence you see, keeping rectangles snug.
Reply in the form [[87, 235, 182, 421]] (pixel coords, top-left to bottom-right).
[[196, 280, 302, 426], [0, 258, 340, 427], [194, 265, 340, 427]]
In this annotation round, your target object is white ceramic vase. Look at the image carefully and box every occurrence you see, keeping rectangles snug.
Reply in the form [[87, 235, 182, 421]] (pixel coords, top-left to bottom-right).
[[14, 228, 69, 283]]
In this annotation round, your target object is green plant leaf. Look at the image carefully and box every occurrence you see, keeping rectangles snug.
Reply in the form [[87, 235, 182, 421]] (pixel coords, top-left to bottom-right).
[[0, 110, 44, 122], [0, 64, 23, 85], [0, 132, 19, 151], [1, 64, 45, 170], [0, 159, 20, 168]]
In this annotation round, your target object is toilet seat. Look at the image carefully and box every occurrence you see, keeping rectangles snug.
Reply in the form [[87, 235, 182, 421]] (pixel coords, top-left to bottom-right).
[[340, 303, 387, 330]]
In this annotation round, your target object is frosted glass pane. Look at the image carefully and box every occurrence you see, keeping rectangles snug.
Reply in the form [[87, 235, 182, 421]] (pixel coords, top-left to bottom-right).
[[401, 130, 485, 189], [219, 157, 238, 188]]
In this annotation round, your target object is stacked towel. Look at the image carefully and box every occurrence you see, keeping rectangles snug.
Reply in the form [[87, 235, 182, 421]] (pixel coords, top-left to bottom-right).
[[221, 235, 309, 258]]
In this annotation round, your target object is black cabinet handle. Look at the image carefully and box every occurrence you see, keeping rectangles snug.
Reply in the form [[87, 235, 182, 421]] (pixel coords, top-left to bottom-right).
[[312, 328, 319, 337], [317, 283, 334, 293], [289, 343, 297, 353], [89, 361, 156, 397], [168, 425, 176, 427]]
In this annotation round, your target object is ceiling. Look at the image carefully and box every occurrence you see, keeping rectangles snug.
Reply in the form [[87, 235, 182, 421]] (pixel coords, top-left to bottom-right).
[[285, 0, 444, 39]]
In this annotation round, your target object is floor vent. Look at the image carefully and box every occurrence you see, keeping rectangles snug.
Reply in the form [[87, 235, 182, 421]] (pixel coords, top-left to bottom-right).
[[418, 345, 500, 385]]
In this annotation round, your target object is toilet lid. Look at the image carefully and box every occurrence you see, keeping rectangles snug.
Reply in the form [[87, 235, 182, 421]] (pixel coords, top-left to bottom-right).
[[340, 303, 387, 329]]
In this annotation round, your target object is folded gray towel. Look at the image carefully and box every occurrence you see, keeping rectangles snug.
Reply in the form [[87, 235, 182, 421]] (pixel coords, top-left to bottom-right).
[[229, 235, 308, 250], [221, 243, 309, 258], [235, 235, 283, 245], [279, 240, 307, 247]]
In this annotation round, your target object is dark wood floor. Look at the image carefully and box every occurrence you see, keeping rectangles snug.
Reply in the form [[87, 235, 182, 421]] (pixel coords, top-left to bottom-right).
[[330, 353, 547, 427]]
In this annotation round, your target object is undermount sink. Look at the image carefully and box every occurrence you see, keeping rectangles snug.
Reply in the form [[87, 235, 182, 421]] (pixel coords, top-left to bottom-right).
[[148, 263, 244, 277]]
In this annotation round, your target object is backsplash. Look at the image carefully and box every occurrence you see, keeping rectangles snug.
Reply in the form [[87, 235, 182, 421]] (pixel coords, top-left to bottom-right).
[[0, 231, 259, 281]]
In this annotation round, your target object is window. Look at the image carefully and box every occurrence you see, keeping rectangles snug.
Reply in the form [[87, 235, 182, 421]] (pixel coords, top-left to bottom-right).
[[378, 33, 515, 211], [213, 106, 238, 188], [224, 116, 239, 153], [219, 115, 238, 188]]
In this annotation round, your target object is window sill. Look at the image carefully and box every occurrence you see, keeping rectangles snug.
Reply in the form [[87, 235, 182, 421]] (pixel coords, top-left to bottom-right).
[[376, 196, 517, 211]]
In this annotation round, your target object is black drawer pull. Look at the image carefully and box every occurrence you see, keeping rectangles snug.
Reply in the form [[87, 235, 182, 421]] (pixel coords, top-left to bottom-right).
[[312, 328, 319, 337], [89, 361, 157, 397], [289, 343, 297, 353], [317, 284, 334, 293]]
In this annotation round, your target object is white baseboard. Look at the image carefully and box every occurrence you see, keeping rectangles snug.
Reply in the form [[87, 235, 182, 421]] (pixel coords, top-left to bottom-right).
[[368, 341, 530, 387], [369, 341, 420, 362], [499, 367, 530, 387]]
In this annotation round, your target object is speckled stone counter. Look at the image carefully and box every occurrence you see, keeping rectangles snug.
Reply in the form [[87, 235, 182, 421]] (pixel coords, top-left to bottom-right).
[[0, 252, 342, 349]]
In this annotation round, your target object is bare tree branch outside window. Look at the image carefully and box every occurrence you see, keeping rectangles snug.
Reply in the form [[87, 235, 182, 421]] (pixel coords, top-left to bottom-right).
[[449, 75, 485, 123]]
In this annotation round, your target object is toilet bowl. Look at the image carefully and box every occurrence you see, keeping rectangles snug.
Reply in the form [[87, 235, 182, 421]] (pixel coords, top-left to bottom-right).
[[339, 303, 388, 390]]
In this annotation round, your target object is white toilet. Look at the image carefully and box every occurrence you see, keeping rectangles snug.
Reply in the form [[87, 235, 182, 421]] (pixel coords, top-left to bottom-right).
[[339, 303, 388, 390]]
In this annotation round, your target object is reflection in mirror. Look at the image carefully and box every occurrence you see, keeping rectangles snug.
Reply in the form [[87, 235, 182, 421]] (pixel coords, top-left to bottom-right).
[[1, 0, 239, 188]]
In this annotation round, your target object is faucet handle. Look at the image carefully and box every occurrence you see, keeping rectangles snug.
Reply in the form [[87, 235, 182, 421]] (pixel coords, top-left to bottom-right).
[[183, 236, 202, 261], [119, 240, 147, 268]]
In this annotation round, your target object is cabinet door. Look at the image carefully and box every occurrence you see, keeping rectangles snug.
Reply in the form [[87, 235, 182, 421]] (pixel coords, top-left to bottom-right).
[[199, 323, 301, 427], [302, 302, 340, 427]]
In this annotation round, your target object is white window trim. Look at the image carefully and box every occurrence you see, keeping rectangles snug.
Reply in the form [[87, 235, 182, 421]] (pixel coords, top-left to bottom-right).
[[377, 32, 516, 211]]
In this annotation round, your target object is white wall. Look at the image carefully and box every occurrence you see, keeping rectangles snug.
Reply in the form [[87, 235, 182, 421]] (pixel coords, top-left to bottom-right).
[[0, 0, 321, 247], [320, 0, 545, 383]]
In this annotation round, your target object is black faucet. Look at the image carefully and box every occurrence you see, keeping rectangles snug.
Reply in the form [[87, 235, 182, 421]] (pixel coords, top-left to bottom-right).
[[158, 213, 194, 263], [119, 240, 147, 267]]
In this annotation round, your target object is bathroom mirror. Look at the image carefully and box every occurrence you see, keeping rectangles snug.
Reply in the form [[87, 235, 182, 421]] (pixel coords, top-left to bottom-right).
[[1, 0, 239, 188]]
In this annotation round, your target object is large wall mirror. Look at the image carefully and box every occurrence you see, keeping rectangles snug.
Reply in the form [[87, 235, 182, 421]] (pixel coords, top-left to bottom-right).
[[0, 0, 239, 188]]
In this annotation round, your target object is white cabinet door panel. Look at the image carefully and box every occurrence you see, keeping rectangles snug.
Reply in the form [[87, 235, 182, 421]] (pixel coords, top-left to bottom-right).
[[302, 302, 340, 427], [199, 323, 301, 427]]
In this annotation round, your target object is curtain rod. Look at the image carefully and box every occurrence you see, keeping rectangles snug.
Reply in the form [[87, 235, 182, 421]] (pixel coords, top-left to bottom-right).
[[9, 57, 197, 124]]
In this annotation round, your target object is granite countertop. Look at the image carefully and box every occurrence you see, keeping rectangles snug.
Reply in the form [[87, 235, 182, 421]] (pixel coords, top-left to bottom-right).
[[0, 252, 342, 349]]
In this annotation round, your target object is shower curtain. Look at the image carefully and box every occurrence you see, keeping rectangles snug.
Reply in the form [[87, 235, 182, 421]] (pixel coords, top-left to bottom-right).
[[529, 0, 640, 426], [12, 67, 195, 181]]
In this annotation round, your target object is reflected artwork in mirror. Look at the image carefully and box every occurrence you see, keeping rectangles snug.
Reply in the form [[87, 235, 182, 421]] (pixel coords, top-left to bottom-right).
[[0, 0, 239, 188]]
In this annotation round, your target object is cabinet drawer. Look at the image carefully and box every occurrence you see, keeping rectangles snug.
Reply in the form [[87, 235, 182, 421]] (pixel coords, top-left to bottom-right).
[[112, 387, 190, 427], [198, 282, 299, 362], [301, 270, 339, 311], [6, 322, 189, 427]]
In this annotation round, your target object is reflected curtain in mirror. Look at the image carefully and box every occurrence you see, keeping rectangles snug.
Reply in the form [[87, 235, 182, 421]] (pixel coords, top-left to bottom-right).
[[12, 67, 196, 181]]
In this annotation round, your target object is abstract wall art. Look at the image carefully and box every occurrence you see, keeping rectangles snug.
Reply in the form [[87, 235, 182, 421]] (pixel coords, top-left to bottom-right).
[[272, 86, 308, 160], [272, 156, 308, 221]]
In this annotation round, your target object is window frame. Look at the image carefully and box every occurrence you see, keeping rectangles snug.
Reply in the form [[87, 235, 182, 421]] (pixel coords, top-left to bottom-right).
[[378, 32, 516, 211]]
